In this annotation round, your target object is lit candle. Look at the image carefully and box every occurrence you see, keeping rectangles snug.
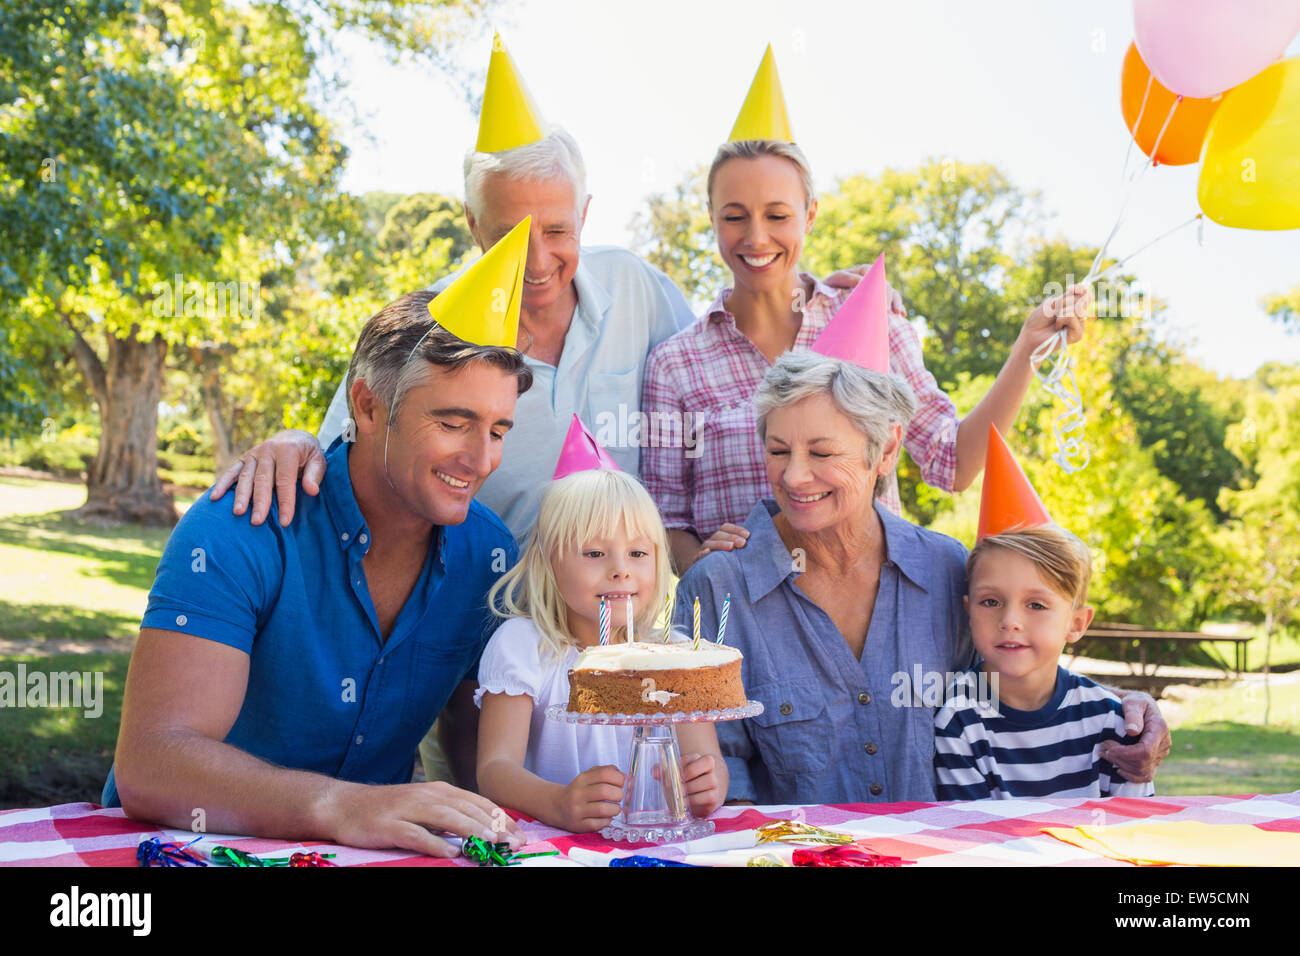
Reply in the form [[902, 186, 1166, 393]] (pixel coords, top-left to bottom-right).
[[717, 593, 731, 645], [599, 598, 609, 646], [692, 597, 701, 650]]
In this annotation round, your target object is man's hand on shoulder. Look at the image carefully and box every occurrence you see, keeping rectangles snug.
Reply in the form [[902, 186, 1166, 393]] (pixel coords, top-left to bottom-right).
[[210, 428, 327, 527]]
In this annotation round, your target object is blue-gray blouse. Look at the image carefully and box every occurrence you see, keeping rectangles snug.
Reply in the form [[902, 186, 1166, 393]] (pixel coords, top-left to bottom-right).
[[674, 499, 974, 805]]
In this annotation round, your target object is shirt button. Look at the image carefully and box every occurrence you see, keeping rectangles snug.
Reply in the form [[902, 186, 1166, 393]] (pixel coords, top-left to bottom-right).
[[864, 742, 878, 756], [341, 532, 349, 542], [779, 702, 793, 716], [359, 533, 368, 544], [175, 614, 188, 626], [858, 692, 871, 705], [355, 735, 364, 746], [355, 579, 362, 587], [870, 783, 883, 796]]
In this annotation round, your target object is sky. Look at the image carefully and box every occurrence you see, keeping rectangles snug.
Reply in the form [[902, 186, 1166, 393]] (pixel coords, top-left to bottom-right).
[[330, 0, 1300, 379]]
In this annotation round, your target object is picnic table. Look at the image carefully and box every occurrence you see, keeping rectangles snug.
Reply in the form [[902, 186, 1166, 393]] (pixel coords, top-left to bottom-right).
[[4, 792, 1299, 867], [1074, 622, 1254, 678]]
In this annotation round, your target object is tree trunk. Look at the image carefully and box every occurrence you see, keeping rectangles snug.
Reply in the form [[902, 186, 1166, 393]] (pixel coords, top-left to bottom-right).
[[190, 344, 237, 476], [71, 326, 176, 527]]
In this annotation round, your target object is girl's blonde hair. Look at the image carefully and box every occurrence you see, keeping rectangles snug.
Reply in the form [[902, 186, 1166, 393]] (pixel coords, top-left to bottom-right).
[[488, 469, 675, 659]]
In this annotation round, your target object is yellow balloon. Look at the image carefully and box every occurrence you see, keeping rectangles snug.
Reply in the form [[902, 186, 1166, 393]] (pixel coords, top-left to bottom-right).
[[1198, 57, 1300, 230]]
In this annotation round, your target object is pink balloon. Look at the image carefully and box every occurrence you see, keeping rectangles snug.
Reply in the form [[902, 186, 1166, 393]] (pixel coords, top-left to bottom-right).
[[1134, 0, 1300, 98]]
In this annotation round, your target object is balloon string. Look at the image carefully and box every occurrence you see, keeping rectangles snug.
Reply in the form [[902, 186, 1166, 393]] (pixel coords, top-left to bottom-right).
[[1085, 95, 1181, 285], [1091, 213, 1203, 284], [1121, 72, 1155, 183]]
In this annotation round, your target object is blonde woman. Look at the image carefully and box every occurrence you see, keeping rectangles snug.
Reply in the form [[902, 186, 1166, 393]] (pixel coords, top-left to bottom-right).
[[475, 468, 726, 832]]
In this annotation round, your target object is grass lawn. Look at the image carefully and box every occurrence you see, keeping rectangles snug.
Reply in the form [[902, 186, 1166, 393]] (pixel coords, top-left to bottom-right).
[[0, 652, 130, 809], [1159, 681, 1300, 796], [0, 477, 195, 644]]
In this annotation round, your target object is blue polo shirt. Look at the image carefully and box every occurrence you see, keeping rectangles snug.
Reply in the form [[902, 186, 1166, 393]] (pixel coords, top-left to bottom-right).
[[101, 438, 517, 807]]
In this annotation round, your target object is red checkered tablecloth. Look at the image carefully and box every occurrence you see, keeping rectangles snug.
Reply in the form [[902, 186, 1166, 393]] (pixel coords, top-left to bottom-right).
[[3, 793, 1299, 866]]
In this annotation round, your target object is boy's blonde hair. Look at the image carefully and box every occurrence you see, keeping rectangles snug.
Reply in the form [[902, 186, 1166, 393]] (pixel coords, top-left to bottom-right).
[[967, 524, 1093, 608], [488, 469, 674, 659]]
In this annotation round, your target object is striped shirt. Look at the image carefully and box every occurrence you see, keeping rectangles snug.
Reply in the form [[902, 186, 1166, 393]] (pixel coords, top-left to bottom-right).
[[641, 274, 959, 540], [933, 667, 1155, 800]]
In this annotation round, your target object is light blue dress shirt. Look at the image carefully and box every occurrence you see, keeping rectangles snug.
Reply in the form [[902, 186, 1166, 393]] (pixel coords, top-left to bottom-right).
[[320, 247, 694, 542], [675, 499, 975, 805]]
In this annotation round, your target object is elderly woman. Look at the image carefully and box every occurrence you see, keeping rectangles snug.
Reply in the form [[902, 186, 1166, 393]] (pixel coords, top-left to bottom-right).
[[674, 351, 1168, 805], [642, 138, 1093, 574], [675, 352, 964, 804]]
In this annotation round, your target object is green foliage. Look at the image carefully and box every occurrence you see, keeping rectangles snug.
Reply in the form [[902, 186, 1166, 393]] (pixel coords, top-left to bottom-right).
[[1111, 333, 1243, 517], [804, 160, 1035, 391], [0, 1, 493, 508], [932, 319, 1224, 630], [1214, 366, 1300, 641], [1263, 284, 1300, 333], [628, 166, 726, 306]]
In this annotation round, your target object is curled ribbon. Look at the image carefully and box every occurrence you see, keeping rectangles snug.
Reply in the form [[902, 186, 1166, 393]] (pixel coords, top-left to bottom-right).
[[1030, 329, 1091, 475], [755, 820, 854, 846], [137, 836, 207, 867]]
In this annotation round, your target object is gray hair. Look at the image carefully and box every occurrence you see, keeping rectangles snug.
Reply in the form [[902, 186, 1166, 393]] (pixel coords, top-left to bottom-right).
[[463, 128, 588, 222], [347, 291, 532, 423], [754, 351, 917, 498]]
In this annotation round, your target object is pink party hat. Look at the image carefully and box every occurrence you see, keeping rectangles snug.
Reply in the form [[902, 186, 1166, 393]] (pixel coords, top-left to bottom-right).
[[811, 253, 890, 372], [553, 415, 622, 479]]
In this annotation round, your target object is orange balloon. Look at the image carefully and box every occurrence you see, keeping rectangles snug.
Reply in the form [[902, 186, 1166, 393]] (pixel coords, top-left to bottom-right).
[[1120, 42, 1221, 166]]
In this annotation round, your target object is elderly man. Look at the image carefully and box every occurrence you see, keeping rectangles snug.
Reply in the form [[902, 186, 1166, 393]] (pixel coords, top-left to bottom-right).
[[105, 232, 533, 856], [215, 38, 696, 543]]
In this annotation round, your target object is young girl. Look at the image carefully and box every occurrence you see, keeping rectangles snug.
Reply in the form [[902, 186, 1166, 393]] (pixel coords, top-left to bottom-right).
[[475, 467, 728, 833]]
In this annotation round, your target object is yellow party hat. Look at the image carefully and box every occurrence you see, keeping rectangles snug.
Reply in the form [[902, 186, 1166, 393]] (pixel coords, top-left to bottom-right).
[[475, 33, 547, 153], [728, 44, 794, 143], [426, 216, 529, 348]]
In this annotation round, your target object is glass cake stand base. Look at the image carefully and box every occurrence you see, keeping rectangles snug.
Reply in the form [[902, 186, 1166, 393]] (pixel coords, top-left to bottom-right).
[[546, 702, 763, 845]]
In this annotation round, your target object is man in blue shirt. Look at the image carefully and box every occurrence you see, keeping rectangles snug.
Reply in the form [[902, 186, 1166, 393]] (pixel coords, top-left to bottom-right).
[[107, 290, 530, 856]]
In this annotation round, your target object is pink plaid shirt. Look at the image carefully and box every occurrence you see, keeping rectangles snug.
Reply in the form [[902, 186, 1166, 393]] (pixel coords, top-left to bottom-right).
[[642, 274, 959, 539]]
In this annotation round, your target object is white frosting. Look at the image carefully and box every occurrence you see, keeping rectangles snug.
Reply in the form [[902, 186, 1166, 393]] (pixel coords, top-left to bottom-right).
[[643, 690, 680, 706], [573, 641, 741, 672]]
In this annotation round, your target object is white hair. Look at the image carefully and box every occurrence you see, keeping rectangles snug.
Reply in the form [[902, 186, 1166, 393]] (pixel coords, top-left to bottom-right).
[[754, 351, 918, 499], [463, 128, 588, 221]]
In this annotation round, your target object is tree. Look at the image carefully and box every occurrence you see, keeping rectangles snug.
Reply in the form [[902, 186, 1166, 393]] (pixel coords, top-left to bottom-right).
[[931, 306, 1224, 631], [804, 160, 1038, 390], [0, 1, 490, 524], [1215, 365, 1300, 721], [1263, 284, 1300, 333], [188, 190, 473, 472], [628, 165, 726, 307]]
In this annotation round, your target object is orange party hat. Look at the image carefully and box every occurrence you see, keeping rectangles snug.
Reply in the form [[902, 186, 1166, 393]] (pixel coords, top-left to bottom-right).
[[977, 424, 1052, 541]]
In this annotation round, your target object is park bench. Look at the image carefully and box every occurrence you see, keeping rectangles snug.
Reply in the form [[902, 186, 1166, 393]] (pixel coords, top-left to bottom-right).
[[1070, 621, 1253, 679]]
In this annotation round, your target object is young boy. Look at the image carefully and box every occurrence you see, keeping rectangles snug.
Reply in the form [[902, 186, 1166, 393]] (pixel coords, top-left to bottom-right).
[[933, 524, 1155, 800]]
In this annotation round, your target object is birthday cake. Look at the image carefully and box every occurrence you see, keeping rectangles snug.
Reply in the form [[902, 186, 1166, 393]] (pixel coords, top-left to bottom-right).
[[566, 642, 745, 715]]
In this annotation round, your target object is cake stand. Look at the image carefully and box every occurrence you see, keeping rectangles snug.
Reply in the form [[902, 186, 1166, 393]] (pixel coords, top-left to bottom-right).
[[546, 702, 763, 843]]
